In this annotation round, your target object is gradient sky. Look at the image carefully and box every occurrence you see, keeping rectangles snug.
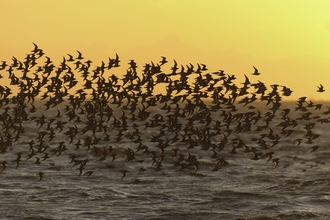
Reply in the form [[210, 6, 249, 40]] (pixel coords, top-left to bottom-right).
[[1, 0, 330, 101]]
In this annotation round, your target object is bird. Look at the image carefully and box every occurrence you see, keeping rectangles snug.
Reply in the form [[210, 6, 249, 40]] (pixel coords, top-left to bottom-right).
[[252, 66, 260, 75], [272, 158, 280, 168], [1, 161, 7, 172], [121, 170, 127, 179], [159, 56, 167, 66], [294, 139, 302, 147], [14, 153, 22, 169], [37, 172, 44, 181], [31, 43, 40, 53], [317, 84, 325, 92], [84, 171, 93, 176], [265, 152, 274, 162], [67, 54, 75, 62], [282, 86, 293, 96], [76, 50, 84, 60], [310, 145, 319, 153]]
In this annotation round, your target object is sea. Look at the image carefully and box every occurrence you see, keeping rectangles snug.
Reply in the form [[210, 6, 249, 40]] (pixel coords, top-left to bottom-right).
[[0, 100, 330, 220]]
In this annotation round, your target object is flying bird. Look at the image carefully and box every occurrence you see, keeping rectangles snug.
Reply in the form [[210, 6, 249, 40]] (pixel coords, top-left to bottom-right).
[[159, 56, 168, 66], [294, 138, 302, 147], [37, 172, 44, 181], [67, 54, 75, 62], [121, 170, 127, 179], [252, 66, 260, 75], [1, 161, 7, 172], [31, 43, 40, 53], [317, 84, 325, 92], [272, 158, 279, 168], [76, 50, 84, 60], [310, 145, 319, 153]]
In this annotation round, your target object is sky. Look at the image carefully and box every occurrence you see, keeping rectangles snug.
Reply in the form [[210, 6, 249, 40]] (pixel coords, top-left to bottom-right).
[[1, 0, 330, 101]]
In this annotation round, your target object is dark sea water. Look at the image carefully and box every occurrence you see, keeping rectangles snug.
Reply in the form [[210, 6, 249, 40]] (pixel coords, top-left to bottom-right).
[[1, 101, 330, 220], [1, 46, 330, 220]]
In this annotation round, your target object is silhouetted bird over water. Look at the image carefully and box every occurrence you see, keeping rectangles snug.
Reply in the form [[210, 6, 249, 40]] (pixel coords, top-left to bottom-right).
[[37, 172, 44, 181]]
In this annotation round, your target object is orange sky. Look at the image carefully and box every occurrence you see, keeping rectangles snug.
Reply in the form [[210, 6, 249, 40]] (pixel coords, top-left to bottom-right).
[[1, 0, 330, 101]]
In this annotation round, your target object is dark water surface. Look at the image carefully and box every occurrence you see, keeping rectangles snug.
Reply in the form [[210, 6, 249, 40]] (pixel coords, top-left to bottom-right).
[[0, 102, 330, 220], [1, 145, 330, 220]]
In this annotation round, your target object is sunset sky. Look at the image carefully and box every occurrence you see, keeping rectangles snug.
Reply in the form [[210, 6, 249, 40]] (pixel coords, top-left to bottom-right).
[[1, 0, 330, 101]]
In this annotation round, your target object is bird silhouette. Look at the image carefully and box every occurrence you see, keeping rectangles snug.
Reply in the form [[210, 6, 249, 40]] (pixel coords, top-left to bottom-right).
[[76, 50, 84, 60], [37, 172, 44, 181], [252, 66, 260, 75], [252, 66, 260, 76], [317, 84, 325, 92]]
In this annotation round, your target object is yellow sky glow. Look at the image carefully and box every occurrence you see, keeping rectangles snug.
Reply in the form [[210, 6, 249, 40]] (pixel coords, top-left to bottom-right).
[[1, 0, 330, 101]]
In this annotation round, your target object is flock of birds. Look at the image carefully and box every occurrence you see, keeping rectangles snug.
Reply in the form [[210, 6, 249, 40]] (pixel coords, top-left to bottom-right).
[[0, 43, 328, 181]]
